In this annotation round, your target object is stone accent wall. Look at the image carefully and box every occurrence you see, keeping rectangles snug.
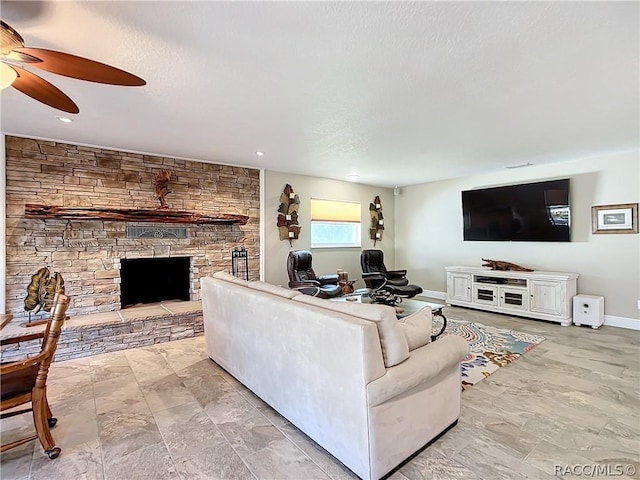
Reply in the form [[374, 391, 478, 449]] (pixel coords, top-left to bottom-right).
[[5, 136, 260, 320]]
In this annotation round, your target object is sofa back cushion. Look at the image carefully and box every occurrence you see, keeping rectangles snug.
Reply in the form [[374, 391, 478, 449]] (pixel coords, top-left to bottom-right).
[[247, 281, 301, 299], [293, 295, 409, 367], [212, 271, 250, 287], [397, 307, 432, 351]]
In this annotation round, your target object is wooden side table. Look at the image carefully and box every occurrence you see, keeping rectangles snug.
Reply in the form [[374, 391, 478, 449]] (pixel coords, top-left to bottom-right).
[[339, 281, 355, 296]]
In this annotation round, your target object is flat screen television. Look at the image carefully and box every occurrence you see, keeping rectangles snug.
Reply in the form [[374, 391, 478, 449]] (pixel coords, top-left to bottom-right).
[[462, 179, 570, 242]]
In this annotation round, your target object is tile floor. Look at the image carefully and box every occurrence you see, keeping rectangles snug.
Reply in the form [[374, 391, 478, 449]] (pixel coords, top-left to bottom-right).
[[1, 305, 638, 480]]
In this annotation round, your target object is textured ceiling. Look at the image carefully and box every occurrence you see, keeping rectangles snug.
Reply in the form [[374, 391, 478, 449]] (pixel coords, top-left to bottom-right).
[[1, 1, 638, 187]]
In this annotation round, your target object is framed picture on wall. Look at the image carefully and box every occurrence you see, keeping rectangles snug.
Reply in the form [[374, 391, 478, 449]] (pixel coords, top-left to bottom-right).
[[591, 203, 638, 234]]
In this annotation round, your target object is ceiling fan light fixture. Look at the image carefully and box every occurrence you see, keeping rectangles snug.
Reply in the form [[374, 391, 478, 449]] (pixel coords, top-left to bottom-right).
[[56, 116, 73, 123], [0, 62, 17, 89], [0, 19, 146, 113]]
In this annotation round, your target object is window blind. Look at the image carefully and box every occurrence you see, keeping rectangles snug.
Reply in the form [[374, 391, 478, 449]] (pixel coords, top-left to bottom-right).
[[310, 199, 361, 223]]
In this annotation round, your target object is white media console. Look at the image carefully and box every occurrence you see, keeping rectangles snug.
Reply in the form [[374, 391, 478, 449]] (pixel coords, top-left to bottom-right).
[[445, 266, 579, 326]]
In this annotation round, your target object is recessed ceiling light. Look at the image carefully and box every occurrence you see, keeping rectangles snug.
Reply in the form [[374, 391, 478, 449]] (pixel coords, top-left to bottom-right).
[[256, 151, 264, 156], [348, 174, 360, 182], [57, 116, 73, 123]]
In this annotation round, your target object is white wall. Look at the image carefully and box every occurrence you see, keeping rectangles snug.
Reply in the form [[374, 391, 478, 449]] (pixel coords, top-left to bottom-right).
[[264, 171, 395, 289], [395, 151, 640, 321]]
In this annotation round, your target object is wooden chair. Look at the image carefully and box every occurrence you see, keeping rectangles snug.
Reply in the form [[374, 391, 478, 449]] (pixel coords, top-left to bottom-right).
[[0, 294, 70, 459]]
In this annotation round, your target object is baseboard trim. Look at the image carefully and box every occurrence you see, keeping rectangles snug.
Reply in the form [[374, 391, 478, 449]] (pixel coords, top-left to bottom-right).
[[422, 289, 446, 301], [604, 315, 640, 330]]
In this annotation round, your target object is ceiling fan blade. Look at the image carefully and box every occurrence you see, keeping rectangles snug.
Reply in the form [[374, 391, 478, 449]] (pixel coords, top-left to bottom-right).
[[10, 65, 79, 113], [5, 50, 42, 63], [16, 47, 146, 86], [1, 20, 25, 55]]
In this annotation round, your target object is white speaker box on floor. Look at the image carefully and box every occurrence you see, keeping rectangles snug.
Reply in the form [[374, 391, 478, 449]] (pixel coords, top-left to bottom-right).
[[573, 295, 604, 329]]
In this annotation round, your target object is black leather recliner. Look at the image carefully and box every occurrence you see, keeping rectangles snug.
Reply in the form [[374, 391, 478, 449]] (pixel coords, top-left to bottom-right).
[[287, 250, 342, 299], [360, 249, 423, 298]]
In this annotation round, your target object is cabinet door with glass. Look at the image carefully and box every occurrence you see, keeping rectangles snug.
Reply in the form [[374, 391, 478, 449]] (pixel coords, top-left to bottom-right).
[[473, 285, 497, 305], [499, 287, 529, 312]]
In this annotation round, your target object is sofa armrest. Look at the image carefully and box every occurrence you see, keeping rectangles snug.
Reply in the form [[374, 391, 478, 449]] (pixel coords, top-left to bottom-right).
[[317, 274, 339, 285], [366, 335, 469, 407], [386, 269, 407, 279]]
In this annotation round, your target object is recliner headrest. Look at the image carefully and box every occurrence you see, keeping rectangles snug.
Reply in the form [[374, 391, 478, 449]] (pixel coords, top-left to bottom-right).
[[361, 249, 386, 273], [291, 250, 313, 271], [287, 250, 316, 283]]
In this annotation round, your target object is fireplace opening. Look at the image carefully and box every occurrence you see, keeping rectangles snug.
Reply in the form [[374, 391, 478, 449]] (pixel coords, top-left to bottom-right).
[[120, 257, 190, 308]]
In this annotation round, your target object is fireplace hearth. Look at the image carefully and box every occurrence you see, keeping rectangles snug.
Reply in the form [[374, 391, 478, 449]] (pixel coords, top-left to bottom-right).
[[120, 257, 191, 308]]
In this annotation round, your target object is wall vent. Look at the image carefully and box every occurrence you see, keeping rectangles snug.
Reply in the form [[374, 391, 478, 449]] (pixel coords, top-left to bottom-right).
[[126, 226, 188, 238]]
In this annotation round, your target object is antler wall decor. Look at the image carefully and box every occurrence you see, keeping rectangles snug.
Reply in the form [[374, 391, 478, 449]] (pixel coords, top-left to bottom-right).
[[154, 170, 172, 209], [369, 196, 384, 246], [24, 266, 65, 324], [277, 184, 300, 247]]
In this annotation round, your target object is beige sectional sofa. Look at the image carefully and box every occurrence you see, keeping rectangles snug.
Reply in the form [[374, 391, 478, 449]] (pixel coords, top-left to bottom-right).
[[202, 272, 470, 480]]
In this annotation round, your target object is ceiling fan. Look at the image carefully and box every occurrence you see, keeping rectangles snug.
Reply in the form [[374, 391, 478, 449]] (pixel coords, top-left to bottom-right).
[[0, 20, 146, 114]]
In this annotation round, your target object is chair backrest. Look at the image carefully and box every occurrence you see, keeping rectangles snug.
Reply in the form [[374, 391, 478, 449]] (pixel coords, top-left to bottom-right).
[[0, 295, 69, 401], [287, 250, 318, 283], [42, 291, 60, 341], [36, 294, 69, 388], [361, 249, 388, 275]]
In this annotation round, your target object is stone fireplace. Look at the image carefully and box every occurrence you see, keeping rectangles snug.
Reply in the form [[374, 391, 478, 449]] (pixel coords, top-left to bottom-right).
[[4, 136, 261, 322]]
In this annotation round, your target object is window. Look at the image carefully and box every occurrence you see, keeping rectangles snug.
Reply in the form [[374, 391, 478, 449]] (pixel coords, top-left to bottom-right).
[[310, 198, 361, 248]]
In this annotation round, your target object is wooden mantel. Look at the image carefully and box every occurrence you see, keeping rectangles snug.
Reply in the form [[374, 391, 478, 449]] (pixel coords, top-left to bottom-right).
[[24, 204, 249, 225]]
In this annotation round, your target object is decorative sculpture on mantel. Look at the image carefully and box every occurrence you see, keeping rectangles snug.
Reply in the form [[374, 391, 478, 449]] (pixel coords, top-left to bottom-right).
[[154, 169, 172, 209], [369, 196, 384, 246], [277, 184, 301, 247], [24, 267, 65, 325], [481, 259, 533, 272]]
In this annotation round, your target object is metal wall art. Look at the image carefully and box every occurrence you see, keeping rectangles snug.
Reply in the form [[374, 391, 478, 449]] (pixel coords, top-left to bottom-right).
[[369, 195, 384, 246], [277, 184, 301, 246]]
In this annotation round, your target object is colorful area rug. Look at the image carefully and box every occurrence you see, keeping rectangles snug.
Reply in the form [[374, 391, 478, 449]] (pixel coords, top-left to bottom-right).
[[433, 318, 545, 390]]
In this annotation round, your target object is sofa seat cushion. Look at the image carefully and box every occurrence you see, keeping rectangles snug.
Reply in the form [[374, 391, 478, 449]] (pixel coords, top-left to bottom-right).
[[247, 281, 301, 299], [293, 295, 409, 367], [398, 306, 432, 351]]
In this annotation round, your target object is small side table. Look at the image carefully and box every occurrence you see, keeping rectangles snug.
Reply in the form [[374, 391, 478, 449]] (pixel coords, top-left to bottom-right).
[[339, 281, 355, 296]]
